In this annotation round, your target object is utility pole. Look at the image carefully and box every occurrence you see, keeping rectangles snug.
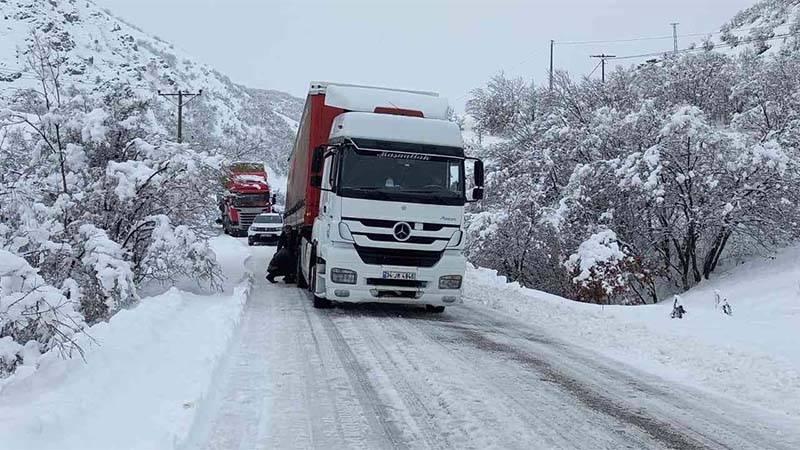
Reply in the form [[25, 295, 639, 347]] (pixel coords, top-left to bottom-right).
[[549, 39, 554, 91], [157, 89, 203, 143], [671, 22, 680, 53], [590, 54, 616, 83]]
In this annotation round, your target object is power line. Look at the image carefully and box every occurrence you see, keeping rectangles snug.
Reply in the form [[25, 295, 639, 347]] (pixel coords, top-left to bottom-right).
[[590, 54, 616, 83], [157, 89, 203, 143], [553, 22, 772, 47], [611, 30, 799, 61], [555, 31, 718, 46]]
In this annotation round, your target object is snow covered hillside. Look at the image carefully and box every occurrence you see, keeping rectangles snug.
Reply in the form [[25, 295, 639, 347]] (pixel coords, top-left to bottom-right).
[[0, 0, 302, 172], [721, 0, 800, 52], [465, 243, 800, 420]]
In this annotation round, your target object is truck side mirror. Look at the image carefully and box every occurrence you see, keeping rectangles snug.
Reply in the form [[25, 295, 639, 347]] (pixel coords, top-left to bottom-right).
[[471, 187, 484, 201], [311, 146, 325, 173], [474, 159, 485, 187], [310, 146, 325, 188]]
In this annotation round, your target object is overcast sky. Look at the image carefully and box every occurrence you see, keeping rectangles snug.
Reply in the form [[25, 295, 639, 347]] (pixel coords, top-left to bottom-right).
[[93, 0, 756, 109]]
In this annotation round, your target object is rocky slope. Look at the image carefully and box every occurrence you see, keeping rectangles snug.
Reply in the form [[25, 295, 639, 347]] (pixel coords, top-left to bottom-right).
[[0, 0, 302, 173]]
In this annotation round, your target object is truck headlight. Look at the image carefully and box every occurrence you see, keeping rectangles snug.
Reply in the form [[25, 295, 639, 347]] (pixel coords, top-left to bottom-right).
[[331, 268, 357, 284], [338, 222, 354, 242], [439, 275, 462, 289], [447, 230, 463, 247]]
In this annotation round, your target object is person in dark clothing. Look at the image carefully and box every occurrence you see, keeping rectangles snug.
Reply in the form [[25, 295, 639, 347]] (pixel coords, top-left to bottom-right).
[[266, 226, 295, 283], [276, 226, 289, 252]]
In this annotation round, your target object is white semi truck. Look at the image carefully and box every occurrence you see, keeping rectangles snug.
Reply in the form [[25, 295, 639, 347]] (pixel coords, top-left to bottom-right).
[[283, 82, 484, 311]]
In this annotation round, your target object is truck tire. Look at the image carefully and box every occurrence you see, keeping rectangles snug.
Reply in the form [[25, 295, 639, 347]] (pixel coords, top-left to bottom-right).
[[426, 305, 445, 313], [313, 295, 333, 309], [310, 263, 333, 309], [295, 247, 307, 288], [308, 250, 333, 309]]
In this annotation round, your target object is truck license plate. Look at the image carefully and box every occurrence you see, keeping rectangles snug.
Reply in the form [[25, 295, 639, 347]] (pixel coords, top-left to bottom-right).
[[382, 271, 416, 280]]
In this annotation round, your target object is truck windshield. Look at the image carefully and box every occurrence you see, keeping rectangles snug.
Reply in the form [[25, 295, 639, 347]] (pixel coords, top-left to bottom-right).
[[337, 147, 465, 206], [233, 193, 270, 207]]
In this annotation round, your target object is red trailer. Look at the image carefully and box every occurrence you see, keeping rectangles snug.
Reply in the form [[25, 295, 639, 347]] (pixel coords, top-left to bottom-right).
[[284, 86, 344, 229]]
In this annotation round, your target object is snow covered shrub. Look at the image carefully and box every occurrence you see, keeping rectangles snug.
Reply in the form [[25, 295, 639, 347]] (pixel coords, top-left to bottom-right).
[[0, 250, 85, 376], [135, 215, 221, 288], [564, 230, 650, 304], [74, 225, 136, 323]]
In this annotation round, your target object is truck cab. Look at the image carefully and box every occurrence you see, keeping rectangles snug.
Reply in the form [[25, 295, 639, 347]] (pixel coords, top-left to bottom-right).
[[285, 82, 484, 311], [220, 163, 276, 236]]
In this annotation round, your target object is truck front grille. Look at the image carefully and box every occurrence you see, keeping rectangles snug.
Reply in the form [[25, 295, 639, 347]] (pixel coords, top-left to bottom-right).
[[238, 212, 260, 227], [343, 217, 457, 232], [354, 245, 443, 268], [358, 233, 440, 245]]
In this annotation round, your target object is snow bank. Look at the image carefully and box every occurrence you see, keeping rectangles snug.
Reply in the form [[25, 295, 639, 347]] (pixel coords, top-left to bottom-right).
[[465, 245, 800, 419], [0, 236, 252, 450]]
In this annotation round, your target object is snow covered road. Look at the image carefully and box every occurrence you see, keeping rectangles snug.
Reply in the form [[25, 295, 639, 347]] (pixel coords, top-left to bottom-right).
[[186, 245, 800, 450]]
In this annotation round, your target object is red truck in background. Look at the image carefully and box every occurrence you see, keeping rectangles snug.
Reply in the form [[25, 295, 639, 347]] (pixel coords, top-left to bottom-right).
[[219, 162, 276, 236]]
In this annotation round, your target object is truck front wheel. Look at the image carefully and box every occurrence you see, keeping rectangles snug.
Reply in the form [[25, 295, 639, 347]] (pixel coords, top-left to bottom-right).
[[426, 305, 445, 313]]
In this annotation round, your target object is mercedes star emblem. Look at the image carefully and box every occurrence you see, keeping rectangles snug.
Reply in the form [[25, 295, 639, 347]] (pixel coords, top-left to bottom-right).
[[393, 222, 412, 242]]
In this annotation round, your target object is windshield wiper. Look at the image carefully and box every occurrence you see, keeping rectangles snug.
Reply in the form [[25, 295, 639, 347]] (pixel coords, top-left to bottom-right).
[[402, 188, 447, 193], [345, 187, 392, 199], [400, 190, 462, 203]]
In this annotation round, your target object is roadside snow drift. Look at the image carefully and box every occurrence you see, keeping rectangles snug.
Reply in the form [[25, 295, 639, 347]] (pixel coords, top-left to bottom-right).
[[465, 244, 800, 420], [0, 236, 251, 450]]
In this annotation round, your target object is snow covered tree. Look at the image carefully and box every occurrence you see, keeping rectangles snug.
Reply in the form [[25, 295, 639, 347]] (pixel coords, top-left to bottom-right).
[[466, 73, 536, 138], [0, 31, 224, 376], [466, 31, 800, 305]]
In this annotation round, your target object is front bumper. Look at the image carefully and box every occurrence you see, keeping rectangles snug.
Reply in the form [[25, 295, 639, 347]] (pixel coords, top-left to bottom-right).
[[320, 244, 466, 306], [248, 230, 281, 242]]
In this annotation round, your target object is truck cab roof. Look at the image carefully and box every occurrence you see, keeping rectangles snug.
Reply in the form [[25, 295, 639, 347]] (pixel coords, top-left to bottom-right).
[[329, 112, 464, 150]]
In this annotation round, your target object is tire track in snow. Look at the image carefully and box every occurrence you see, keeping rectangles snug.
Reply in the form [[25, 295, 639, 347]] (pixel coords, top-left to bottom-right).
[[391, 309, 660, 449], [451, 304, 800, 450], [313, 302, 408, 448], [295, 288, 381, 449], [331, 310, 453, 450], [457, 327, 705, 449]]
